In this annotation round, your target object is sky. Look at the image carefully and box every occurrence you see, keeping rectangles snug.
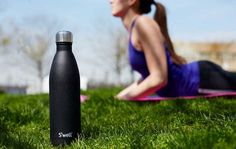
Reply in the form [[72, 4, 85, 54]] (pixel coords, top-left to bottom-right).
[[0, 0, 236, 91], [1, 0, 236, 41]]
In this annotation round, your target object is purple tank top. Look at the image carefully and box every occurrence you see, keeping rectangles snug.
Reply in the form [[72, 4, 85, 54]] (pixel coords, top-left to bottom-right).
[[129, 18, 200, 97]]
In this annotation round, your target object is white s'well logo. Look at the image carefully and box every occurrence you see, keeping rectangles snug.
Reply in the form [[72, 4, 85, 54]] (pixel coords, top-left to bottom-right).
[[58, 132, 73, 138]]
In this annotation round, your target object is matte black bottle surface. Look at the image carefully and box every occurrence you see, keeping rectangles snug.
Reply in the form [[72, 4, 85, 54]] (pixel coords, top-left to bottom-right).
[[49, 31, 80, 146]]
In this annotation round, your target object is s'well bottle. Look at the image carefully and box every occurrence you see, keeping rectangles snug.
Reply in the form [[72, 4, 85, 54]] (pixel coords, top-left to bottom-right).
[[49, 31, 81, 146]]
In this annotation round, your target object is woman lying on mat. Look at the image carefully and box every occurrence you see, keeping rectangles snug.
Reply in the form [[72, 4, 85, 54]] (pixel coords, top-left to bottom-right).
[[108, 0, 236, 100]]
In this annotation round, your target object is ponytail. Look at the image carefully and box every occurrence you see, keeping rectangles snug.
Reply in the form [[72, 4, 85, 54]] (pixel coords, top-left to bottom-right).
[[153, 2, 186, 65]]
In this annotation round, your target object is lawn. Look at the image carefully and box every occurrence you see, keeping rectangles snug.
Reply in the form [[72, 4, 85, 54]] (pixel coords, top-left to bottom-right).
[[0, 88, 236, 149]]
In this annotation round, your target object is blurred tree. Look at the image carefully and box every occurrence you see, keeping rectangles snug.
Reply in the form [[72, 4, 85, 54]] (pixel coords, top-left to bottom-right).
[[0, 27, 11, 53], [18, 33, 50, 92], [112, 28, 129, 85], [16, 16, 58, 92], [79, 21, 131, 86], [1, 37, 10, 46], [97, 27, 129, 85], [0, 1, 9, 51]]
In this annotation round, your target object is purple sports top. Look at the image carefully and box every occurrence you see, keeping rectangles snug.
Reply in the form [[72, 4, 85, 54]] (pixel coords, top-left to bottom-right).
[[128, 18, 200, 97]]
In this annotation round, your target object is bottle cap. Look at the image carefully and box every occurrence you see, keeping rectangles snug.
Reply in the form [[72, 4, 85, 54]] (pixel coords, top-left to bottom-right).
[[56, 31, 73, 43]]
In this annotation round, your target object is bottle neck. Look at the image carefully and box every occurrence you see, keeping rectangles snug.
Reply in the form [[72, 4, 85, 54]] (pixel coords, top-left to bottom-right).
[[56, 42, 72, 51]]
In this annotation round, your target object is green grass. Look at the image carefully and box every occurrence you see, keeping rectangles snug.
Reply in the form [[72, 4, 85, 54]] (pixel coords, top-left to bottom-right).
[[0, 88, 236, 149]]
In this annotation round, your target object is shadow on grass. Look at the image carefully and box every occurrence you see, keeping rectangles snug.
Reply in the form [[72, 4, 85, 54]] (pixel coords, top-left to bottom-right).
[[81, 125, 101, 140], [0, 107, 35, 149]]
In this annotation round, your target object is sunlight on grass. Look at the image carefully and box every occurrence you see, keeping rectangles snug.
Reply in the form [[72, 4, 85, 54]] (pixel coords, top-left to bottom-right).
[[0, 88, 236, 148]]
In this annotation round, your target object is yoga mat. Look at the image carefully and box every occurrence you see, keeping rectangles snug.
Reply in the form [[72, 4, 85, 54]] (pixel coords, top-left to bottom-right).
[[80, 90, 236, 102], [81, 95, 88, 103], [131, 92, 236, 102]]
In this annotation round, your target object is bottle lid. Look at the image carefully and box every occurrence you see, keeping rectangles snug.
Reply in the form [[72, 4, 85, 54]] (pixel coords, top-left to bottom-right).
[[56, 31, 73, 43]]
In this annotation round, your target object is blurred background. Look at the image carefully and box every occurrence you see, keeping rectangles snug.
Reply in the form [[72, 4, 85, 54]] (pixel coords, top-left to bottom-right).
[[0, 0, 235, 94]]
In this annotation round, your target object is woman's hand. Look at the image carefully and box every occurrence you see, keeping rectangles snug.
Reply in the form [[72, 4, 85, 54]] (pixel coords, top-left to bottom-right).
[[115, 93, 131, 100], [115, 80, 143, 100]]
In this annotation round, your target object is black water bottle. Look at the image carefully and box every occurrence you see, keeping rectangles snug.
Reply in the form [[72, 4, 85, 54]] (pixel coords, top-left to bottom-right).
[[49, 31, 81, 146]]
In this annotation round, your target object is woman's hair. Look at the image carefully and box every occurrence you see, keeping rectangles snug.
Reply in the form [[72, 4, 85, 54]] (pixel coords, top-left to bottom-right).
[[138, 0, 186, 65]]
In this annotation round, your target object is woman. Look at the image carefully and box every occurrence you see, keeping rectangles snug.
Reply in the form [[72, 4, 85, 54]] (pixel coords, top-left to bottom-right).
[[109, 0, 236, 100]]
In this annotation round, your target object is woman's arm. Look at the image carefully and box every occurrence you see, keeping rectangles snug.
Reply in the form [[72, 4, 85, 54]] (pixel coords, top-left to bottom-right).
[[116, 78, 143, 99], [117, 16, 168, 100]]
